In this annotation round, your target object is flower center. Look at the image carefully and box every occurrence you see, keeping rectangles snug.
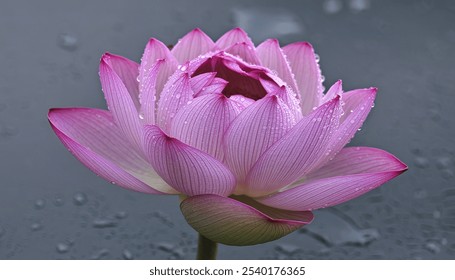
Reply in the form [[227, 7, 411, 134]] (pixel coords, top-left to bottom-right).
[[192, 52, 276, 100]]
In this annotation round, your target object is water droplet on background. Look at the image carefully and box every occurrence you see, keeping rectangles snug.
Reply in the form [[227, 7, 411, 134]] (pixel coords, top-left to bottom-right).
[[56, 243, 70, 254], [54, 197, 64, 207], [115, 211, 128, 219], [424, 242, 441, 254], [414, 156, 429, 168], [300, 209, 380, 247], [73, 192, 88, 206], [232, 7, 304, 42], [122, 249, 134, 260], [275, 244, 300, 255], [323, 0, 343, 14], [91, 249, 109, 260], [34, 199, 45, 210], [92, 219, 117, 228], [30, 223, 42, 231], [348, 0, 371, 13], [57, 33, 78, 51]]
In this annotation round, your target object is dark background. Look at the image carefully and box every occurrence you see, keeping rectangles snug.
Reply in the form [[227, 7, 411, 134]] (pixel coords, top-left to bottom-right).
[[0, 0, 454, 259]]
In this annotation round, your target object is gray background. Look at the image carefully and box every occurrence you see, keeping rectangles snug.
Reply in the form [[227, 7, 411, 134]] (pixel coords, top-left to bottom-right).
[[0, 0, 454, 259]]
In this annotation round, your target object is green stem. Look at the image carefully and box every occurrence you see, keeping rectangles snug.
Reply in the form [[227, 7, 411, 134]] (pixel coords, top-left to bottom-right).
[[196, 234, 218, 260]]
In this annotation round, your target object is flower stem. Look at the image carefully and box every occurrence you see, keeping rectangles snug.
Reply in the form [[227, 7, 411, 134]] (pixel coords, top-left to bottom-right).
[[196, 234, 218, 260]]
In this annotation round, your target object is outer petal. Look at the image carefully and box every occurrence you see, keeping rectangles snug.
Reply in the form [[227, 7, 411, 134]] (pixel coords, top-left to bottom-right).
[[245, 97, 341, 196], [156, 69, 194, 133], [139, 38, 178, 99], [48, 108, 175, 194], [170, 94, 242, 161], [225, 42, 261, 65], [143, 125, 236, 196], [283, 42, 323, 114], [256, 39, 299, 94], [104, 54, 140, 110], [224, 95, 296, 190], [324, 88, 377, 162], [180, 194, 313, 246], [171, 28, 215, 63], [139, 59, 163, 125], [257, 147, 408, 211], [215, 27, 255, 50], [100, 54, 143, 151]]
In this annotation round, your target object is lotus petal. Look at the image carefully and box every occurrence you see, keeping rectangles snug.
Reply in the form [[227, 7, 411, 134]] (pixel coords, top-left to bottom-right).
[[170, 94, 242, 161], [283, 42, 323, 114], [245, 97, 341, 196], [257, 147, 408, 210], [100, 54, 143, 151], [48, 108, 174, 194], [180, 194, 313, 246], [172, 28, 215, 63], [143, 125, 236, 196]]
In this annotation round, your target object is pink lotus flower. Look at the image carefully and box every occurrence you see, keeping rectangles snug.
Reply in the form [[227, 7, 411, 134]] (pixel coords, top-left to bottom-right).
[[48, 28, 407, 246]]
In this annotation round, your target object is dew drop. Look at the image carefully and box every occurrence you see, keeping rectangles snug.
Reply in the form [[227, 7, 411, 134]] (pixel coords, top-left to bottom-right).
[[315, 54, 320, 62], [138, 113, 144, 120]]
